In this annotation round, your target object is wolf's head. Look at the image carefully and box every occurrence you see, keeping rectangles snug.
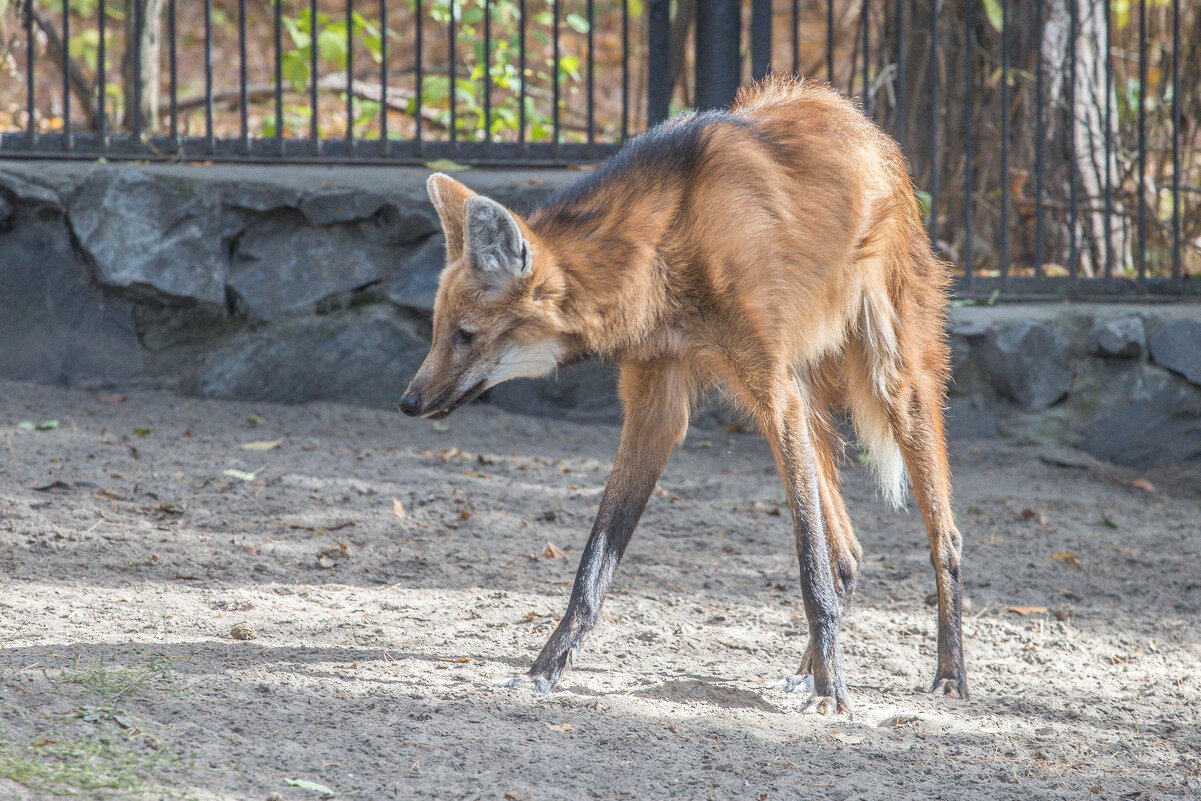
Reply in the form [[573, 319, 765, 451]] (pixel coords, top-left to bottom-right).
[[399, 173, 568, 419]]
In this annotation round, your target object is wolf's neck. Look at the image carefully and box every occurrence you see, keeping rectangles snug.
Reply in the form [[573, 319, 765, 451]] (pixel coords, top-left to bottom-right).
[[531, 188, 684, 363]]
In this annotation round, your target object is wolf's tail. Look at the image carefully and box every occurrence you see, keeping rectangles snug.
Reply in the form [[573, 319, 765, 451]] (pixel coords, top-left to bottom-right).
[[847, 288, 909, 510]]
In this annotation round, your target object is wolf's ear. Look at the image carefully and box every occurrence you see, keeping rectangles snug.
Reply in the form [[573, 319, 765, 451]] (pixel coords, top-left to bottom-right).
[[426, 173, 476, 261], [464, 196, 532, 291]]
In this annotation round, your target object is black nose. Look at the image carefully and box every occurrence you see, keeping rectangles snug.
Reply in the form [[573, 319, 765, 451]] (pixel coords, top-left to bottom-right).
[[398, 392, 422, 417]]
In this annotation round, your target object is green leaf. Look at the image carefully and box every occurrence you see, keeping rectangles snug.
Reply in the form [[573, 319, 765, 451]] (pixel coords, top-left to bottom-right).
[[36, 419, 59, 431], [282, 49, 310, 94], [981, 0, 1003, 31], [285, 778, 336, 796], [559, 55, 581, 80], [132, 427, 152, 437], [914, 189, 932, 218], [565, 13, 590, 33], [223, 468, 262, 482], [317, 28, 348, 67], [431, 420, 450, 433], [424, 158, 470, 172], [16, 421, 34, 431]]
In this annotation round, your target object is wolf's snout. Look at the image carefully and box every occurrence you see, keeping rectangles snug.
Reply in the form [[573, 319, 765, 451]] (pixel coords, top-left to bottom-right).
[[398, 391, 422, 417]]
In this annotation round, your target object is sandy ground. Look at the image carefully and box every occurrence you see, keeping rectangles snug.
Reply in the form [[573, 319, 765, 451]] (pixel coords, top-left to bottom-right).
[[0, 377, 1198, 800]]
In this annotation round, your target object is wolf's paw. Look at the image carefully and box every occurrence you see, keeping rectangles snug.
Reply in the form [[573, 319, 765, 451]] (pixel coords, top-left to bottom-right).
[[928, 676, 969, 700], [495, 673, 553, 693], [801, 693, 850, 716], [773, 674, 814, 694]]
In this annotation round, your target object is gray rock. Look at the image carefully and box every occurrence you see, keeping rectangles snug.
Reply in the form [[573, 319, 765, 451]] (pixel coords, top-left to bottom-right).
[[1088, 316, 1145, 358], [298, 189, 392, 226], [227, 211, 424, 319], [1080, 366, 1201, 465], [67, 169, 227, 308], [976, 321, 1073, 412], [487, 361, 622, 423], [384, 234, 446, 314], [0, 197, 143, 385], [191, 308, 428, 408], [0, 169, 63, 208], [1148, 319, 1201, 385]]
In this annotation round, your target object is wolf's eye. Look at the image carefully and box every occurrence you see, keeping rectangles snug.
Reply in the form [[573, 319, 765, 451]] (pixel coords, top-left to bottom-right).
[[452, 328, 474, 347]]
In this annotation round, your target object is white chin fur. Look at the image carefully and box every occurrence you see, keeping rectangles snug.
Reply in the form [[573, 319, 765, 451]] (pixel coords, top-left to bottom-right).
[[481, 340, 563, 389]]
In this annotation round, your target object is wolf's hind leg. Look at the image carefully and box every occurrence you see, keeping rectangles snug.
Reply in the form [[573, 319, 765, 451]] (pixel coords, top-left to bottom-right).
[[888, 380, 968, 700], [501, 359, 691, 692], [779, 415, 861, 693]]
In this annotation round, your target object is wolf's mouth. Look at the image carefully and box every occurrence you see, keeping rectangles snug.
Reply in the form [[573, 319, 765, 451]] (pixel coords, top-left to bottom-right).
[[422, 378, 488, 420]]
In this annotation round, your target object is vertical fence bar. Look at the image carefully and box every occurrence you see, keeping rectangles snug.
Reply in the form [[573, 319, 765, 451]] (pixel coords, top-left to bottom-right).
[[132, 0, 142, 141], [204, 0, 214, 151], [792, 0, 799, 76], [1067, 0, 1079, 284], [449, 0, 457, 148], [61, 0, 71, 148], [1136, 0, 1146, 284], [860, 0, 871, 115], [587, 0, 595, 150], [275, 0, 284, 153], [621, 0, 628, 141], [380, 0, 388, 151], [1103, 0, 1113, 277], [517, 0, 525, 147], [751, 0, 772, 81], [347, 0, 355, 153], [1171, 0, 1181, 285], [1000, 0, 1009, 287], [552, 0, 560, 146], [894, 0, 904, 145], [647, 0, 670, 127], [97, 0, 107, 145], [962, 0, 974, 286], [696, 0, 741, 110], [24, 0, 34, 144], [827, 0, 834, 84], [927, 0, 939, 243], [1033, 0, 1044, 276], [239, 0, 249, 152], [168, 0, 178, 145], [310, 0, 319, 151], [484, 0, 492, 149], [415, 0, 423, 151]]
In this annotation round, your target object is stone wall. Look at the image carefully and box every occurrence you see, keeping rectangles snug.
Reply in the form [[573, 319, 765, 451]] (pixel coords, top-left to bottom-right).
[[2, 162, 1199, 464]]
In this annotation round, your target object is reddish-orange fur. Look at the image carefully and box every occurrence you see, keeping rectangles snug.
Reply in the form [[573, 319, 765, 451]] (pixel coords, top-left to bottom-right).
[[406, 76, 967, 710]]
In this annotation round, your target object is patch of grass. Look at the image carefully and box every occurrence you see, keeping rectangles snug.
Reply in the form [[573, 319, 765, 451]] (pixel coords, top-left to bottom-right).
[[0, 731, 175, 797], [61, 655, 176, 703]]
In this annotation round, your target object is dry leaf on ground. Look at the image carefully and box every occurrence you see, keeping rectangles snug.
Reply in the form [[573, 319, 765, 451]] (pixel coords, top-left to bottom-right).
[[1003, 605, 1047, 615]]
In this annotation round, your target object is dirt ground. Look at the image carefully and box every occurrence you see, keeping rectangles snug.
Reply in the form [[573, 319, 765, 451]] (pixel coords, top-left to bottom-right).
[[0, 377, 1198, 800]]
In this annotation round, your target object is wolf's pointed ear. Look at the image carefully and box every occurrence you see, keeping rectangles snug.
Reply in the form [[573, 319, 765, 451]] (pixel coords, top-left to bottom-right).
[[464, 196, 532, 291], [426, 173, 476, 261]]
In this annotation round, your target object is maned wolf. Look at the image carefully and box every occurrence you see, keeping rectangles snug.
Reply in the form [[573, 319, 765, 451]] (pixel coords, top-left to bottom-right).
[[400, 76, 966, 713]]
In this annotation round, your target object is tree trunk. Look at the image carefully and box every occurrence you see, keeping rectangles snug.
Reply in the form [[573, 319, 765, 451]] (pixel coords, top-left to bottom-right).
[[1041, 0, 1129, 276], [122, 0, 163, 132]]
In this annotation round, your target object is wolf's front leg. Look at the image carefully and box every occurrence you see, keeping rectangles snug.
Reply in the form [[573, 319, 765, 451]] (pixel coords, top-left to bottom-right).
[[502, 360, 692, 692]]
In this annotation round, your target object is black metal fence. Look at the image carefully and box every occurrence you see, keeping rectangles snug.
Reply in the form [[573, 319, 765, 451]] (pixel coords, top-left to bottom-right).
[[1, 1, 1196, 299]]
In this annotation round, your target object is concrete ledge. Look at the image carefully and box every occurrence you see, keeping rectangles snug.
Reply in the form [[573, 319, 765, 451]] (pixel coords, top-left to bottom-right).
[[2, 162, 1199, 465]]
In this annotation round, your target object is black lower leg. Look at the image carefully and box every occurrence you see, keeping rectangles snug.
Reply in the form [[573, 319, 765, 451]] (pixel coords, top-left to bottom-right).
[[932, 556, 968, 698]]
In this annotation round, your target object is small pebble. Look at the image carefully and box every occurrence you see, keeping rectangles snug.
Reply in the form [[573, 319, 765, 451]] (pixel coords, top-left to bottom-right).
[[231, 623, 257, 640]]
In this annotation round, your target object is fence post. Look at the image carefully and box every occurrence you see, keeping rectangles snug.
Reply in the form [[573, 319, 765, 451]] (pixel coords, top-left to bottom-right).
[[751, 0, 771, 80], [695, 0, 740, 110], [647, 0, 671, 126]]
